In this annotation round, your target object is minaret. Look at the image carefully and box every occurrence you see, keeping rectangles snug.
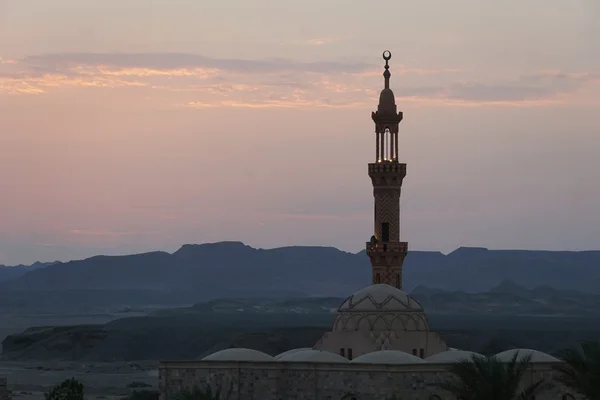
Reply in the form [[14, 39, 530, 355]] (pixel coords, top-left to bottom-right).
[[366, 50, 408, 290]]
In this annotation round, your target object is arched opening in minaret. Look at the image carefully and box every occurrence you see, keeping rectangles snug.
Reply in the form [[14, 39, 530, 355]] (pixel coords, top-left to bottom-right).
[[386, 127, 392, 161], [395, 274, 400, 288], [381, 222, 390, 242], [375, 273, 381, 284]]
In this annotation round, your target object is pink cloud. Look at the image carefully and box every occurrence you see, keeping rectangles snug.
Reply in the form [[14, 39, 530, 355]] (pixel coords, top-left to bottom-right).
[[68, 229, 138, 237], [0, 52, 597, 108]]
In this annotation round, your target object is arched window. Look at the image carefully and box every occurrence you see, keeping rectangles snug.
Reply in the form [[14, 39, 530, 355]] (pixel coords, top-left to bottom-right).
[[375, 273, 381, 284], [395, 274, 400, 288]]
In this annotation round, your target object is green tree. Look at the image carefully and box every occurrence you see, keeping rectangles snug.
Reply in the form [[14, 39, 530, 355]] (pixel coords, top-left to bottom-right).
[[553, 340, 600, 400], [44, 378, 84, 400], [172, 383, 232, 400], [435, 352, 551, 400]]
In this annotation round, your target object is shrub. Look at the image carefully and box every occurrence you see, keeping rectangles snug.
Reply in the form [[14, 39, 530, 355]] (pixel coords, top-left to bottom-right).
[[44, 378, 84, 400]]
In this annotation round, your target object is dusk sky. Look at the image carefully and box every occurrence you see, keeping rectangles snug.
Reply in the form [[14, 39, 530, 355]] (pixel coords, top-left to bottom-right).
[[1, 0, 599, 265]]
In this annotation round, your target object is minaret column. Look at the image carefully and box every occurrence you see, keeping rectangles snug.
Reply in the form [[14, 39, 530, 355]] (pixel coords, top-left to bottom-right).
[[390, 131, 395, 160], [375, 131, 380, 161], [394, 132, 399, 161]]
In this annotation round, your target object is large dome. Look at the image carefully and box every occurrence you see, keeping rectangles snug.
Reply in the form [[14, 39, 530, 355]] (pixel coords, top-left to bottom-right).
[[338, 284, 424, 313], [333, 284, 429, 333]]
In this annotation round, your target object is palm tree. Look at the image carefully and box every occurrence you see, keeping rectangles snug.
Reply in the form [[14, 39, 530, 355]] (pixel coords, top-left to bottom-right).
[[435, 352, 552, 400], [553, 340, 600, 400]]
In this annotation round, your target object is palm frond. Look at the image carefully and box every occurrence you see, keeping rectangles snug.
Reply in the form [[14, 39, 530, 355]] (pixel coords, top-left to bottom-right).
[[515, 379, 554, 400], [553, 340, 600, 399], [434, 351, 551, 400]]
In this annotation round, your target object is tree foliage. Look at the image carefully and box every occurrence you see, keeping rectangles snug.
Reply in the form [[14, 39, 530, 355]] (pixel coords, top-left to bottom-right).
[[553, 340, 600, 400], [44, 378, 84, 400], [435, 352, 552, 400]]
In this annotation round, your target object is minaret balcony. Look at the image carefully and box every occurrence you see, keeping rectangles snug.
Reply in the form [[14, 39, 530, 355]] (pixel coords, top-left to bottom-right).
[[368, 162, 406, 175], [365, 241, 408, 254]]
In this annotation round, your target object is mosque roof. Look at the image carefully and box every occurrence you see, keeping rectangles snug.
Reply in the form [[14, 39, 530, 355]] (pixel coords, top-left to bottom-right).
[[495, 349, 560, 363], [274, 348, 313, 360], [276, 349, 349, 363], [425, 350, 484, 364], [201, 348, 274, 362], [351, 350, 426, 365]]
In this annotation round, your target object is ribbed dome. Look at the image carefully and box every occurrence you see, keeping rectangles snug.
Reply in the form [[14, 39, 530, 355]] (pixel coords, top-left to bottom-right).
[[426, 350, 483, 363], [202, 348, 274, 362], [495, 349, 560, 363], [352, 350, 426, 365], [338, 284, 423, 312], [277, 349, 348, 363]]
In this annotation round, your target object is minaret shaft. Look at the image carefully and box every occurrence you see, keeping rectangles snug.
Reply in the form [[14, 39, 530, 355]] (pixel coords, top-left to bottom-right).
[[366, 50, 407, 289], [366, 163, 407, 289]]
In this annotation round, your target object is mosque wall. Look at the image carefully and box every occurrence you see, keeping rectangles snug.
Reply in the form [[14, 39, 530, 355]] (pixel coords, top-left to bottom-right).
[[159, 361, 576, 400], [0, 377, 11, 400]]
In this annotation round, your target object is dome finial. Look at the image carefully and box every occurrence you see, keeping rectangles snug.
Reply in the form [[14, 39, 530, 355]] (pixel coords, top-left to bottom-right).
[[382, 50, 391, 89]]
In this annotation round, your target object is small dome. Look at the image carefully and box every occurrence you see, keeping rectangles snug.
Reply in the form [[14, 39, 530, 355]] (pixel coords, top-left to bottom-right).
[[495, 349, 559, 363], [426, 350, 483, 363], [277, 349, 348, 363], [351, 350, 426, 365], [274, 348, 312, 360], [377, 88, 397, 114], [202, 348, 274, 362], [338, 284, 423, 312]]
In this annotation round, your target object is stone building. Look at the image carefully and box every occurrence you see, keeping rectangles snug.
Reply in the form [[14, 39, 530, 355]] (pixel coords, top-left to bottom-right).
[[159, 52, 579, 400], [0, 376, 11, 400], [159, 350, 575, 400]]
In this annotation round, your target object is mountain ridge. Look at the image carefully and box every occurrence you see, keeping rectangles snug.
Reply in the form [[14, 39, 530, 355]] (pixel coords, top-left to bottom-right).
[[1, 242, 600, 297]]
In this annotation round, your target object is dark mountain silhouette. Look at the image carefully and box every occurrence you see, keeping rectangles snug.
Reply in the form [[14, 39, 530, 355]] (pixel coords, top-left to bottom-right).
[[0, 261, 57, 283], [1, 242, 600, 301]]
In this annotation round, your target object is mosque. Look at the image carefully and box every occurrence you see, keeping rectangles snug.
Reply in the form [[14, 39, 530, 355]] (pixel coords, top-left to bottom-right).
[[158, 52, 577, 400]]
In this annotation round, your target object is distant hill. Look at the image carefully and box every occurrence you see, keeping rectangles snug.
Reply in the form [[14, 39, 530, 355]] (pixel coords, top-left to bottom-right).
[[6, 281, 600, 361], [1, 242, 600, 304], [415, 280, 600, 317], [0, 261, 57, 283], [150, 280, 600, 318]]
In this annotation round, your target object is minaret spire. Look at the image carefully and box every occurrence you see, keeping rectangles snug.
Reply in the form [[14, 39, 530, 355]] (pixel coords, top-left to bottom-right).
[[383, 50, 391, 89], [367, 50, 407, 289]]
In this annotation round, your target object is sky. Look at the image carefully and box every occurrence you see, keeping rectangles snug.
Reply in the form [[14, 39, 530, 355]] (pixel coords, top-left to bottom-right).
[[1, 0, 599, 265]]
